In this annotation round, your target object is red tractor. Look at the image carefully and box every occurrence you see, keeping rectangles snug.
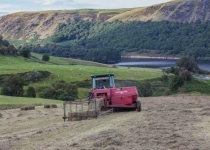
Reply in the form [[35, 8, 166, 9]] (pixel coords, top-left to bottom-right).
[[88, 73, 141, 112]]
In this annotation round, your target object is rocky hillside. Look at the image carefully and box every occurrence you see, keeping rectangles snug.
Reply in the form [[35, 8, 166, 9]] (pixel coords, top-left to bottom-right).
[[0, 0, 210, 40], [0, 9, 130, 40], [108, 0, 210, 22]]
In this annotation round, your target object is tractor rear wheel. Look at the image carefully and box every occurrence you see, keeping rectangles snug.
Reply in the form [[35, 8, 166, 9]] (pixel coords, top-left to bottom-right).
[[136, 101, 141, 112]]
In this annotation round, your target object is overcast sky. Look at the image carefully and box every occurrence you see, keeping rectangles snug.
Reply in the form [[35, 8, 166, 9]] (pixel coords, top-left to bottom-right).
[[0, 0, 172, 16]]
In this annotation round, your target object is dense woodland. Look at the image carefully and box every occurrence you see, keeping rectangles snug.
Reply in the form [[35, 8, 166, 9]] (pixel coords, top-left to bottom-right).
[[2, 20, 210, 62], [30, 20, 210, 61]]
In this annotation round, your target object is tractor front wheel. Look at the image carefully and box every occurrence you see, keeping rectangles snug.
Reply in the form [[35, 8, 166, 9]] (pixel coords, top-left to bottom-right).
[[136, 101, 141, 112]]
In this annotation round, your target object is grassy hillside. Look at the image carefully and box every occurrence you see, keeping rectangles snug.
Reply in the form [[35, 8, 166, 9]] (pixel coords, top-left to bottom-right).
[[31, 53, 110, 67], [0, 8, 132, 40], [0, 55, 162, 99]]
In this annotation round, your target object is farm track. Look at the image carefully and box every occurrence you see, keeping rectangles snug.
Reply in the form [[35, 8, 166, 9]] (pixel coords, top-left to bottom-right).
[[0, 95, 210, 150]]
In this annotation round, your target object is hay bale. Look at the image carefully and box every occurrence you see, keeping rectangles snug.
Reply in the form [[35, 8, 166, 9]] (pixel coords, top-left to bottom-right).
[[28, 106, 35, 110], [50, 104, 57, 108], [44, 105, 50, 108], [44, 104, 57, 108], [68, 112, 72, 121], [20, 106, 28, 111], [87, 110, 97, 118], [72, 112, 82, 121], [79, 112, 88, 120], [88, 98, 104, 113], [20, 106, 35, 111], [68, 112, 88, 121]]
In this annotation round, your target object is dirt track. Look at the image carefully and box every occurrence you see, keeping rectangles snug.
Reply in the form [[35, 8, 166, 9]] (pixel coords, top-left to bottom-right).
[[0, 95, 210, 150]]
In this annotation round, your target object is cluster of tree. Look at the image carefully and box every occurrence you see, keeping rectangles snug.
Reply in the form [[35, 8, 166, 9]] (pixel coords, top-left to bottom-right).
[[0, 36, 33, 58], [0, 71, 50, 98], [37, 20, 210, 60], [165, 57, 201, 91], [0, 71, 51, 86], [0, 74, 78, 100], [38, 80, 78, 101], [29, 44, 121, 63], [85, 49, 121, 63], [0, 35, 18, 55], [1, 74, 36, 98]]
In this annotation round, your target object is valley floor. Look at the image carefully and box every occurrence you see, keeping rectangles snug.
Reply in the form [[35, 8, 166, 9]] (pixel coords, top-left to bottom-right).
[[0, 95, 210, 150]]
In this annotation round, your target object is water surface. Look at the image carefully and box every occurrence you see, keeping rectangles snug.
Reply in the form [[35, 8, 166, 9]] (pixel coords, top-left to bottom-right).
[[115, 58, 210, 71]]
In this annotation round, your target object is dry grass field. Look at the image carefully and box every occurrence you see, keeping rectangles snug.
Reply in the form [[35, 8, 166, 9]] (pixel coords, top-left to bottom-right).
[[0, 95, 210, 150]]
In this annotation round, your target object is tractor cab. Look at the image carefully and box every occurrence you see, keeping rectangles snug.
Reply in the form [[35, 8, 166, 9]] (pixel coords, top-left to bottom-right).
[[91, 73, 115, 89]]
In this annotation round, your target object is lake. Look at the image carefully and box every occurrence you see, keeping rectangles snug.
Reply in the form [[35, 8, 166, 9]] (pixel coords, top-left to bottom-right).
[[115, 58, 210, 71]]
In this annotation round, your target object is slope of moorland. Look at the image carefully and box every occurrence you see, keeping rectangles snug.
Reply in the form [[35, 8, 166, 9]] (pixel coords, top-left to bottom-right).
[[0, 0, 210, 41], [0, 9, 131, 40], [108, 0, 210, 22], [0, 96, 210, 149]]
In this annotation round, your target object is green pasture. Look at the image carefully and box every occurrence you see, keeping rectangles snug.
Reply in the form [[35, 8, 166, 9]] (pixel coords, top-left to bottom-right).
[[0, 54, 162, 99], [0, 95, 63, 108], [31, 53, 110, 67]]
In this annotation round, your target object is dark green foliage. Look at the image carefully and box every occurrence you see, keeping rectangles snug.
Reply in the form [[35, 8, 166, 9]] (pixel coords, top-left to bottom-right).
[[25, 86, 36, 98], [1, 75, 24, 96], [164, 88, 171, 96], [85, 49, 121, 63], [42, 54, 50, 61], [0, 35, 18, 55], [170, 75, 184, 91], [19, 46, 31, 58], [74, 80, 91, 88], [29, 20, 210, 61], [53, 81, 78, 98], [0, 71, 50, 86], [182, 79, 210, 94], [39, 88, 56, 99], [137, 81, 153, 97], [176, 57, 199, 72], [23, 71, 50, 83], [161, 74, 168, 82], [166, 66, 180, 75], [39, 81, 78, 101], [180, 67, 191, 81]]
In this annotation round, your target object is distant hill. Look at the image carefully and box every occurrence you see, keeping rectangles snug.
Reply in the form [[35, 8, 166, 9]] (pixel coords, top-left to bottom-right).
[[108, 0, 210, 22], [0, 0, 210, 41], [0, 9, 131, 40]]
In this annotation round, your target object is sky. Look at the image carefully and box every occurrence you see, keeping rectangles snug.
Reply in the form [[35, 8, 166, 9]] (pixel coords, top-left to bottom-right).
[[0, 0, 172, 16]]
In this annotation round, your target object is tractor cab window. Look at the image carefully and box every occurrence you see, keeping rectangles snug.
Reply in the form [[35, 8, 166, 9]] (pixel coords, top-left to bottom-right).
[[92, 76, 115, 89]]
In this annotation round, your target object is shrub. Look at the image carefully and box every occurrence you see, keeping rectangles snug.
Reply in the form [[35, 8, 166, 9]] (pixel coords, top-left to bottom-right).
[[170, 75, 184, 91], [176, 57, 199, 72], [39, 81, 78, 100], [164, 88, 171, 96], [25, 86, 36, 98], [178, 87, 186, 94], [39, 88, 56, 99], [137, 81, 153, 97], [1, 75, 24, 96], [161, 74, 168, 82], [42, 54, 50, 61], [180, 67, 191, 81]]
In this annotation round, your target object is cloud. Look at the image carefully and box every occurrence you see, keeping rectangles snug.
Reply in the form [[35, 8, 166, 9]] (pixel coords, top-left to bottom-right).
[[0, 0, 172, 16], [0, 3, 23, 15], [33, 0, 70, 5], [0, 4, 15, 9]]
